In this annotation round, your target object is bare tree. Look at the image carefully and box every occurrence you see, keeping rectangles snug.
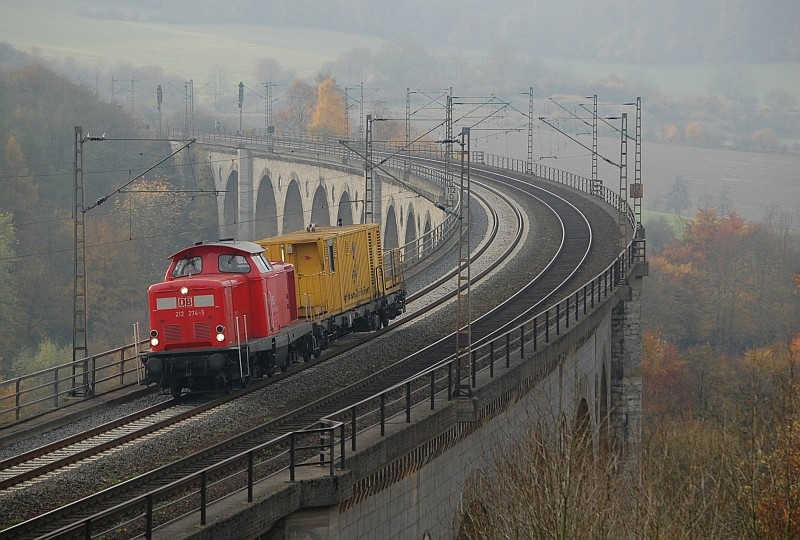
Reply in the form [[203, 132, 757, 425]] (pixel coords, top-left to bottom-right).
[[209, 64, 231, 103]]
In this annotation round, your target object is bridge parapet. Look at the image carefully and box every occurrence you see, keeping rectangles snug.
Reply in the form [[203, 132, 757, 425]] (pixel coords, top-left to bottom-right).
[[96, 234, 645, 540]]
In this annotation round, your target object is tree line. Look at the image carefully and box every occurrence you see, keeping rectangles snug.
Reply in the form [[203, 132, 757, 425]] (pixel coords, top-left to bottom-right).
[[79, 0, 800, 63], [0, 63, 217, 381], [458, 209, 800, 538]]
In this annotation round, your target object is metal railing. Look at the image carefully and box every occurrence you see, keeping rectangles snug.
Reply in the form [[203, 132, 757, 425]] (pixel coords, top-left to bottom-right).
[[26, 136, 646, 538], [0, 340, 148, 425], [37, 421, 346, 540], [34, 241, 645, 540], [321, 239, 645, 456]]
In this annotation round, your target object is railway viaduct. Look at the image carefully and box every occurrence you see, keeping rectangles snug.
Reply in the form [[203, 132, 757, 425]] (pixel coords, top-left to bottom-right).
[[176, 135, 447, 256], [160, 132, 647, 540]]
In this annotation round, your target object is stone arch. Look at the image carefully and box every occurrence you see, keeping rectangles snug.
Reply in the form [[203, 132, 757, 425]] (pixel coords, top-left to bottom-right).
[[222, 169, 238, 239], [404, 203, 417, 260], [423, 212, 432, 256], [337, 191, 354, 226], [255, 173, 278, 240], [599, 362, 610, 455], [310, 184, 331, 227], [575, 397, 592, 446], [384, 205, 399, 249], [282, 179, 305, 234]]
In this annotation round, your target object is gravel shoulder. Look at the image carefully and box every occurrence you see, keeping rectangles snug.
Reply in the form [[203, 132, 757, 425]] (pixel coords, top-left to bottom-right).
[[0, 175, 617, 528]]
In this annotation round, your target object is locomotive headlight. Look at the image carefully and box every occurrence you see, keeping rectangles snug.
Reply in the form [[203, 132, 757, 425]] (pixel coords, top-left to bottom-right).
[[150, 330, 158, 338], [150, 337, 159, 347], [180, 286, 189, 295], [216, 333, 225, 342]]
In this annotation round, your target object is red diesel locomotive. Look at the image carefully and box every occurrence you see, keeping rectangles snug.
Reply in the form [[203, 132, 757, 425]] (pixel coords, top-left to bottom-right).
[[141, 240, 314, 396]]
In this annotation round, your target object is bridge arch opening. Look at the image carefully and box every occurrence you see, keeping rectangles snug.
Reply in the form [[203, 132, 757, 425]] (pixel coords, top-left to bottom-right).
[[575, 397, 592, 448], [255, 174, 278, 240], [384, 205, 399, 249], [222, 170, 238, 239], [599, 364, 609, 455], [310, 185, 331, 227], [337, 191, 353, 226], [423, 213, 432, 256], [282, 180, 305, 234], [404, 203, 417, 260]]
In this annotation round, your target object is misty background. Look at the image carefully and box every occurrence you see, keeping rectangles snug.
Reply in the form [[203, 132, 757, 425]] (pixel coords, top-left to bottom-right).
[[0, 0, 798, 358]]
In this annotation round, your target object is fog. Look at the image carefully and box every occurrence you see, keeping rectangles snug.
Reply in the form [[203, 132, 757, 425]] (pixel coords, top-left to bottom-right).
[[77, 0, 800, 64]]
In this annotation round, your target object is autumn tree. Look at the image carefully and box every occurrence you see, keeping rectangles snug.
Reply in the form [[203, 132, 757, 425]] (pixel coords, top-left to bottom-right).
[[0, 211, 17, 365], [665, 124, 680, 142], [2, 136, 39, 225], [643, 330, 692, 418], [685, 122, 704, 144], [252, 57, 296, 86], [663, 175, 691, 215], [323, 47, 371, 84], [308, 78, 345, 136], [645, 208, 800, 354], [276, 79, 316, 133], [208, 64, 231, 103]]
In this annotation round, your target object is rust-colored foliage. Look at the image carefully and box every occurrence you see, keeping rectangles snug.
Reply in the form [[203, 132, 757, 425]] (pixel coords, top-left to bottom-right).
[[642, 330, 692, 417], [753, 336, 800, 538]]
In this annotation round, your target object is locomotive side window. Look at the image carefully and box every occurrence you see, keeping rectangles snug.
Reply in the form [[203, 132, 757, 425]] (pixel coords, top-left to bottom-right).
[[172, 256, 203, 277], [253, 253, 273, 274], [219, 254, 252, 273]]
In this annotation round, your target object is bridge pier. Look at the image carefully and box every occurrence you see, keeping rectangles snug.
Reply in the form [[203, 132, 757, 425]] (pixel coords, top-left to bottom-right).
[[610, 260, 648, 471], [238, 145, 255, 241]]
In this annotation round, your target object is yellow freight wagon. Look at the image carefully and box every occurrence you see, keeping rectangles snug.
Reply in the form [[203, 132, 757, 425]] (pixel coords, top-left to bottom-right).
[[256, 223, 405, 349]]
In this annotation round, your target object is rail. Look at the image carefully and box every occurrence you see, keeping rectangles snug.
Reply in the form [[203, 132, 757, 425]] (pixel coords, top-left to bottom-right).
[[0, 339, 149, 425], [38, 421, 346, 540], [38, 240, 645, 540], [321, 239, 646, 458], [26, 134, 647, 538]]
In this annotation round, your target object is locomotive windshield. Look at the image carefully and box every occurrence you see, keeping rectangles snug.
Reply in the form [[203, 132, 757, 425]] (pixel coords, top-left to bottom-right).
[[253, 253, 273, 274], [172, 256, 203, 277], [219, 254, 252, 273]]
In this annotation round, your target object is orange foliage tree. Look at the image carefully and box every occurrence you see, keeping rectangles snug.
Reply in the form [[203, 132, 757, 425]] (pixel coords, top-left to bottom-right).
[[753, 335, 800, 538], [646, 209, 799, 354], [642, 330, 692, 418], [309, 78, 345, 136]]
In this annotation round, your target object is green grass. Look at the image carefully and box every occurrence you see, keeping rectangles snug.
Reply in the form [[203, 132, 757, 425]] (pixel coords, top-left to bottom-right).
[[642, 210, 684, 235], [544, 57, 800, 104], [0, 0, 383, 82], [4, 0, 798, 107]]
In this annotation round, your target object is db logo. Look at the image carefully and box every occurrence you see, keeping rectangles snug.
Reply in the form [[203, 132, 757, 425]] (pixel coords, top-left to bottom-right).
[[178, 297, 194, 308]]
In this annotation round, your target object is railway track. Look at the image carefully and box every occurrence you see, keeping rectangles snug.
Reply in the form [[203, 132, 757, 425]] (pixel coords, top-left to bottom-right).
[[0, 180, 526, 539]]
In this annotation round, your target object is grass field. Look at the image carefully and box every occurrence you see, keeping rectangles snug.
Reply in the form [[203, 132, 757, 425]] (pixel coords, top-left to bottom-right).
[[0, 0, 383, 82], [4, 0, 798, 105], [543, 57, 800, 104]]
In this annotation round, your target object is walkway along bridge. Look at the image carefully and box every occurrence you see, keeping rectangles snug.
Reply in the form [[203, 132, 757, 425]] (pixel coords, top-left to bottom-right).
[[0, 130, 646, 540]]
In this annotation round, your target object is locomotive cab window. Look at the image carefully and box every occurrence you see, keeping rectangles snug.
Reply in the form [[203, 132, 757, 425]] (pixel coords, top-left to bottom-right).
[[218, 254, 252, 273], [253, 253, 272, 274], [172, 256, 203, 277]]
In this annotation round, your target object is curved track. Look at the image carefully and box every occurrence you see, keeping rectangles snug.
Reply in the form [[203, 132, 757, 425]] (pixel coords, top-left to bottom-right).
[[0, 180, 529, 539]]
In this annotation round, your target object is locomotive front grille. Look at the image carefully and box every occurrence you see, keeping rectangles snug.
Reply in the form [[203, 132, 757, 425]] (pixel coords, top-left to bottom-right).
[[164, 324, 182, 343], [193, 322, 211, 340]]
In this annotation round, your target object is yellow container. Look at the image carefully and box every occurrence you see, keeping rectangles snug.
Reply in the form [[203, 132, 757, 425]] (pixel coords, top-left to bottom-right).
[[256, 224, 403, 322]]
